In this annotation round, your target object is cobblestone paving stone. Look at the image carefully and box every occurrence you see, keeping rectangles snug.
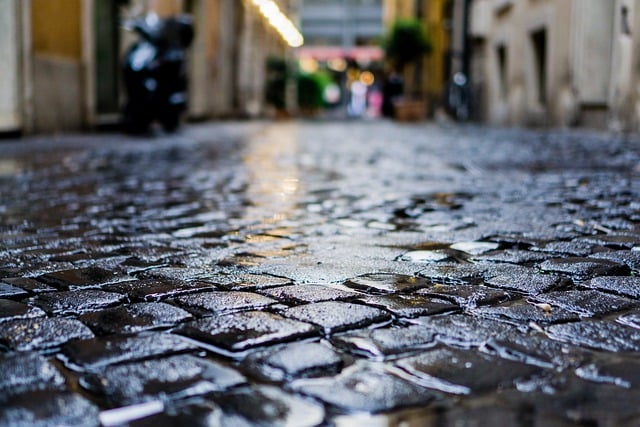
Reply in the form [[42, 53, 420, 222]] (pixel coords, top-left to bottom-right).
[[61, 332, 199, 371], [2, 121, 640, 425]]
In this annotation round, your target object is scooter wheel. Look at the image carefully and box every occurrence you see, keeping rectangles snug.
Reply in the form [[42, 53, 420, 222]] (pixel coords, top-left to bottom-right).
[[160, 113, 180, 133], [122, 103, 152, 134]]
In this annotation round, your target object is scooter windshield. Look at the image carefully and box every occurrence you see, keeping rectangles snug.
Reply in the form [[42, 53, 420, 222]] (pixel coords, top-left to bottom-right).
[[131, 43, 156, 71]]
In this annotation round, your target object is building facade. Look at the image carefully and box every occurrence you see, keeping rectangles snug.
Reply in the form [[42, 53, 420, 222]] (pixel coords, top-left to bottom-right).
[[300, 0, 384, 47], [470, 0, 640, 131], [0, 0, 299, 134]]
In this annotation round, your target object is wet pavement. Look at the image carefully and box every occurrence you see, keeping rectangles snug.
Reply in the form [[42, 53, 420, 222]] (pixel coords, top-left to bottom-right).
[[2, 120, 640, 425]]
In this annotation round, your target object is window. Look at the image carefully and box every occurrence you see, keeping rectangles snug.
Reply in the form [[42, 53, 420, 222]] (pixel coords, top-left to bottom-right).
[[531, 28, 547, 105], [496, 44, 507, 99]]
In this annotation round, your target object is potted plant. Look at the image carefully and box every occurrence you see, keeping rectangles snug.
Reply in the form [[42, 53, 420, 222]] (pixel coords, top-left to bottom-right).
[[296, 70, 332, 116], [265, 56, 290, 118], [383, 18, 432, 121]]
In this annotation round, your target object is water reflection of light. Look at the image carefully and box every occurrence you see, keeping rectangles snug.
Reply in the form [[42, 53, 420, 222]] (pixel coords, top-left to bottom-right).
[[282, 178, 299, 195], [0, 160, 22, 177], [242, 124, 301, 228]]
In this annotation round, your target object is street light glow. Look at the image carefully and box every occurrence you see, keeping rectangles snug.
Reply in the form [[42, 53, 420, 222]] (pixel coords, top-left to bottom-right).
[[251, 0, 304, 47]]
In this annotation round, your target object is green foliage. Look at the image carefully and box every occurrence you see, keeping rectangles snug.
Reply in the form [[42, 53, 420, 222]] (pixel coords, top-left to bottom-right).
[[265, 56, 289, 109], [384, 19, 432, 71], [297, 70, 332, 110]]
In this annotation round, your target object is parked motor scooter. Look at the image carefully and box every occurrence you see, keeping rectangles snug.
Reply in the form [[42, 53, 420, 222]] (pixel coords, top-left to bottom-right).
[[122, 13, 194, 134], [445, 72, 470, 122]]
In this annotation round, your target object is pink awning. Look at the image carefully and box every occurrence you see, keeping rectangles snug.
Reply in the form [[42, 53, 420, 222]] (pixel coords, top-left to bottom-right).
[[296, 46, 384, 62]]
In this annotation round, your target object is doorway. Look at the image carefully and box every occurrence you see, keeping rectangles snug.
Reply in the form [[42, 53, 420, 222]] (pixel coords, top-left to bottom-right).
[[531, 28, 547, 106], [94, 0, 122, 117]]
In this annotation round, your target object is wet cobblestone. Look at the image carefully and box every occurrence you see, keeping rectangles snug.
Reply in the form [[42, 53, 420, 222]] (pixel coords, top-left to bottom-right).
[[80, 354, 246, 406], [0, 317, 95, 352], [78, 302, 193, 335], [61, 332, 198, 371], [176, 311, 318, 353], [0, 352, 65, 393], [242, 341, 344, 381], [2, 121, 640, 425]]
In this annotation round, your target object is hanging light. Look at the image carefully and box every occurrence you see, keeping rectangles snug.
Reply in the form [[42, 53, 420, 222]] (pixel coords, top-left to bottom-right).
[[251, 0, 304, 47]]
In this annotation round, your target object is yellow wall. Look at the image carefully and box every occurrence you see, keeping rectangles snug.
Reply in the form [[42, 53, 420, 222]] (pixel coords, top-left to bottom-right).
[[31, 0, 82, 59], [422, 0, 449, 100], [148, 0, 185, 17], [383, 0, 416, 23]]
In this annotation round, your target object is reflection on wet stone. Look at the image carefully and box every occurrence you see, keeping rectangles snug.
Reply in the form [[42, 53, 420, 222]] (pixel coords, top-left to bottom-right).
[[80, 354, 245, 406], [61, 332, 198, 371], [344, 274, 429, 294], [36, 267, 129, 290], [397, 249, 455, 263], [481, 333, 588, 370], [1, 277, 57, 294], [0, 277, 56, 294], [617, 309, 640, 329], [79, 302, 193, 335], [104, 279, 216, 302], [547, 320, 640, 352], [414, 283, 511, 308], [395, 347, 544, 395], [531, 289, 637, 317], [411, 314, 516, 348], [532, 240, 602, 257], [0, 352, 65, 393], [176, 311, 318, 353], [214, 385, 324, 427], [282, 301, 391, 334], [589, 250, 640, 273], [172, 290, 278, 316], [509, 375, 640, 424], [418, 264, 486, 285], [358, 294, 460, 318], [584, 275, 640, 298], [483, 271, 567, 295], [0, 391, 100, 427], [473, 249, 551, 265], [292, 362, 438, 412], [538, 257, 630, 279], [576, 357, 640, 388], [449, 241, 500, 255], [122, 401, 222, 427], [258, 284, 359, 304], [574, 234, 640, 250], [242, 342, 343, 381], [0, 282, 29, 299], [0, 299, 46, 322], [0, 318, 94, 352], [213, 273, 293, 291], [471, 300, 580, 328], [28, 289, 126, 316], [332, 325, 438, 359]]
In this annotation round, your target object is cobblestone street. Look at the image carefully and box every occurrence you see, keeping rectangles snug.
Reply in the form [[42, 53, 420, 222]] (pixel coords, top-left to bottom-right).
[[3, 120, 640, 426]]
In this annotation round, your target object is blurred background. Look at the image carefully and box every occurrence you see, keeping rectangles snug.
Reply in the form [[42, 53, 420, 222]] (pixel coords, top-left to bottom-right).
[[1, 0, 639, 134]]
